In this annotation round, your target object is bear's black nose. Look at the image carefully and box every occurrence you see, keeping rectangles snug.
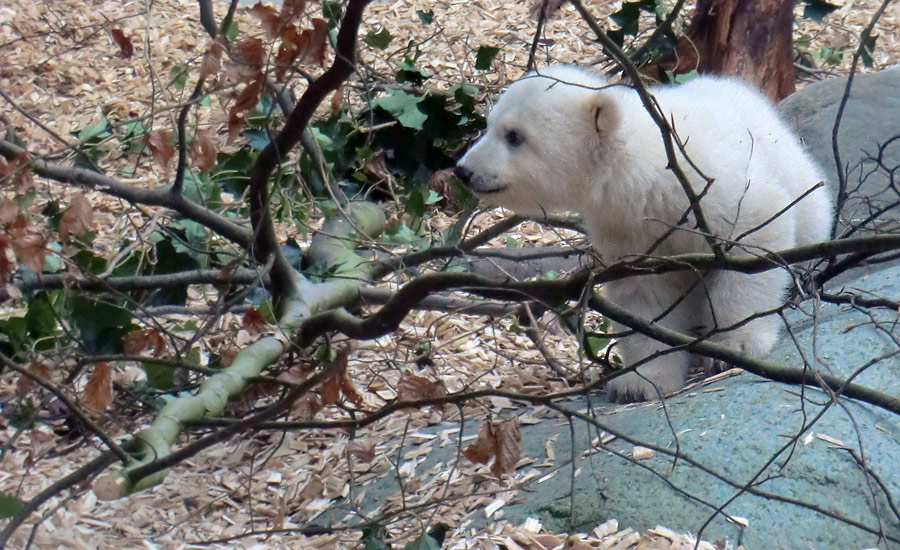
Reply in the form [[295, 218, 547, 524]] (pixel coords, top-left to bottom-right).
[[453, 165, 473, 186]]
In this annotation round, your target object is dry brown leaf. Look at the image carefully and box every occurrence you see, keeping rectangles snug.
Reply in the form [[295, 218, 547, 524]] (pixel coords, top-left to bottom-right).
[[241, 307, 270, 336], [228, 76, 264, 141], [121, 328, 167, 357], [396, 373, 446, 404], [83, 362, 113, 414], [0, 200, 18, 225], [233, 37, 265, 80], [0, 152, 34, 195], [330, 85, 345, 112], [110, 28, 134, 58], [58, 194, 95, 243], [199, 39, 224, 81], [279, 0, 308, 24], [0, 234, 15, 284], [491, 419, 521, 478], [347, 438, 376, 463], [292, 392, 323, 420], [298, 19, 329, 67], [274, 25, 306, 80], [15, 361, 52, 397], [144, 130, 175, 169], [7, 218, 46, 273], [462, 422, 497, 465], [249, 2, 283, 39], [190, 132, 218, 172]]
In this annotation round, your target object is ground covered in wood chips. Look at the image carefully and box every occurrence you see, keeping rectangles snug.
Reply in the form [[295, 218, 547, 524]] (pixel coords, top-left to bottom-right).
[[1, 0, 898, 548]]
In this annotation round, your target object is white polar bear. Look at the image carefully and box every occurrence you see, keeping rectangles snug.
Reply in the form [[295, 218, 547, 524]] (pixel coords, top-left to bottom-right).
[[454, 65, 833, 403]]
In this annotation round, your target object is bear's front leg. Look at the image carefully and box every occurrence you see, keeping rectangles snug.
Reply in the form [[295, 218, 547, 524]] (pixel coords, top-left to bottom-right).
[[605, 334, 692, 403]]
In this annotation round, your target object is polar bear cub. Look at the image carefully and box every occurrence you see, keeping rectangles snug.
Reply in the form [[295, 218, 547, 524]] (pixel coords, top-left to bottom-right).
[[454, 65, 832, 403]]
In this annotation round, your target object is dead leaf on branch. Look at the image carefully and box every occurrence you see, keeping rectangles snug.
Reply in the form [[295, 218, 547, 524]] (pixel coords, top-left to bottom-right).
[[83, 362, 114, 414], [249, 2, 284, 39], [0, 234, 15, 284], [233, 37, 265, 81], [299, 18, 329, 67], [190, 132, 218, 172], [110, 28, 134, 58], [144, 130, 175, 169], [121, 328, 168, 357], [58, 193, 95, 244], [491, 420, 522, 478], [7, 218, 46, 273], [396, 372, 447, 410], [227, 75, 264, 141], [279, 0, 308, 25], [0, 152, 34, 195], [0, 201, 17, 225], [292, 392, 324, 420], [199, 39, 224, 81], [463, 419, 522, 479], [241, 307, 270, 336], [462, 422, 497, 465]]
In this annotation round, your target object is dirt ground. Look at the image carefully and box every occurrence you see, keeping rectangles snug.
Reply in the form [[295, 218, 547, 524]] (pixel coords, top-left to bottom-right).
[[1, 0, 898, 548]]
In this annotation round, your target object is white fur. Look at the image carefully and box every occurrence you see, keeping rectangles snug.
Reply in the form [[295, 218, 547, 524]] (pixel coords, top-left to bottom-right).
[[457, 65, 833, 402]]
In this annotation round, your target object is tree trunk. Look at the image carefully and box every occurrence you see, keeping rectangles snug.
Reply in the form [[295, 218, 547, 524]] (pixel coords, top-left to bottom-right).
[[656, 0, 796, 101]]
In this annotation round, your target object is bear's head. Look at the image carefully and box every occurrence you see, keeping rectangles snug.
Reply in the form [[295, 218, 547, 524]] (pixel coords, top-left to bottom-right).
[[454, 65, 620, 217]]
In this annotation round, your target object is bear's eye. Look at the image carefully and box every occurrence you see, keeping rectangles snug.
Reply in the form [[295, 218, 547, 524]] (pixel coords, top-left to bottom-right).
[[505, 129, 525, 147]]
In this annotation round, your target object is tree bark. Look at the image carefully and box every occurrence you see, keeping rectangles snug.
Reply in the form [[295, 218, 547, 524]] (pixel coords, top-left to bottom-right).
[[657, 0, 796, 101]]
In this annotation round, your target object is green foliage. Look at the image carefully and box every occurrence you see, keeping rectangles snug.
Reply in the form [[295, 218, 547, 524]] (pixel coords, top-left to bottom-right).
[[801, 0, 841, 22], [475, 46, 499, 70], [416, 10, 434, 25], [364, 28, 393, 50], [169, 65, 189, 90], [0, 493, 25, 519], [608, 0, 666, 48]]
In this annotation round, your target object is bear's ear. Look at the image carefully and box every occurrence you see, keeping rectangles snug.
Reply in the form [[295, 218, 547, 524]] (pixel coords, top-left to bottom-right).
[[587, 93, 620, 137]]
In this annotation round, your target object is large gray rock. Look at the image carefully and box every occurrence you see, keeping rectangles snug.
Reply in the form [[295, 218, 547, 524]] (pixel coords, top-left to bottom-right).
[[779, 68, 900, 234]]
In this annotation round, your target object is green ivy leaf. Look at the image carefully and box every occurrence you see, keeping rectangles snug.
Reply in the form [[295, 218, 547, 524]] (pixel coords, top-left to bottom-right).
[[585, 332, 611, 358], [142, 360, 175, 390], [224, 21, 239, 42], [0, 492, 25, 519], [416, 9, 434, 25], [861, 34, 877, 68], [169, 65, 189, 90], [372, 90, 427, 130], [610, 1, 642, 36], [364, 28, 392, 50], [475, 46, 500, 70]]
